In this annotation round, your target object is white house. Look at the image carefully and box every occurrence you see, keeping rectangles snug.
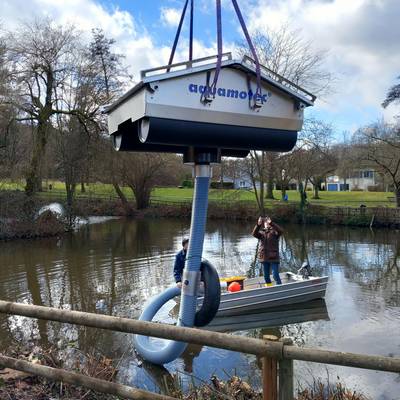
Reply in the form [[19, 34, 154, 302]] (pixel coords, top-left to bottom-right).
[[325, 169, 377, 191], [221, 172, 256, 190]]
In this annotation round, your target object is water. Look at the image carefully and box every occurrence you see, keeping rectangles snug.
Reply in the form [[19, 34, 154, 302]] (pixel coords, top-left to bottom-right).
[[0, 218, 399, 399]]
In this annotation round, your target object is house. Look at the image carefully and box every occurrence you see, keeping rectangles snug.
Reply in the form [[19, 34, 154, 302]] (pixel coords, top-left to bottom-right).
[[325, 169, 377, 191], [220, 171, 256, 190]]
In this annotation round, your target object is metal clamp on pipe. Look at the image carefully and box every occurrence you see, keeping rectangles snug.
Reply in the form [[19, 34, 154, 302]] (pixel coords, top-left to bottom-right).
[[182, 270, 201, 296]]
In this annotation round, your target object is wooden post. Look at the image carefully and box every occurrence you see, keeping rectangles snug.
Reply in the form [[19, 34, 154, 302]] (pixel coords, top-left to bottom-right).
[[279, 338, 294, 400], [262, 335, 279, 400]]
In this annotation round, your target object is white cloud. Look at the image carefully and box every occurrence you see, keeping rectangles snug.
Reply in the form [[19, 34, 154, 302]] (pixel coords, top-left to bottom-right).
[[244, 0, 400, 126], [160, 7, 181, 27], [0, 0, 218, 84], [0, 0, 170, 82]]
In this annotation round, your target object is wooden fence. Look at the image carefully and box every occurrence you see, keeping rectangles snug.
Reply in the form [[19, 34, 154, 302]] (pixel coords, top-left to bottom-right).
[[322, 206, 400, 225], [1, 300, 400, 400]]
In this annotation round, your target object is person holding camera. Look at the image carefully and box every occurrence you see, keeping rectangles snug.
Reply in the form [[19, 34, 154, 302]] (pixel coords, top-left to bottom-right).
[[252, 216, 284, 286]]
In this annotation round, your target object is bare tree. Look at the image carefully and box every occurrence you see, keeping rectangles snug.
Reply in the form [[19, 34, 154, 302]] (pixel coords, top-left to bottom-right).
[[222, 158, 243, 187], [88, 28, 134, 200], [53, 57, 99, 219], [334, 133, 355, 191], [88, 28, 130, 104], [237, 23, 334, 97], [4, 19, 93, 196], [382, 76, 400, 109], [0, 35, 28, 182], [237, 24, 334, 213], [274, 151, 297, 200], [0, 34, 7, 99], [116, 153, 170, 210], [243, 151, 266, 215], [354, 121, 400, 207], [295, 118, 336, 202]]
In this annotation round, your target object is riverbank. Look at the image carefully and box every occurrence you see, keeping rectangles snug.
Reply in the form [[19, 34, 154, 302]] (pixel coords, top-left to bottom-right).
[[0, 344, 369, 400], [1, 191, 399, 241]]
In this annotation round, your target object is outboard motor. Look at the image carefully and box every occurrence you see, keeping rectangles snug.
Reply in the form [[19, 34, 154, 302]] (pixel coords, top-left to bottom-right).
[[297, 262, 313, 279]]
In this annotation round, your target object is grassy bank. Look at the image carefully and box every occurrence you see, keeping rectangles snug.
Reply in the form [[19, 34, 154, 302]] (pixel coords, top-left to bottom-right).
[[1, 180, 397, 208], [1, 192, 399, 241]]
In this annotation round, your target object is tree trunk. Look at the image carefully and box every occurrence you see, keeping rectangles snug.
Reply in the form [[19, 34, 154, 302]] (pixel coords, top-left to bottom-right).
[[65, 181, 76, 230], [396, 186, 400, 208], [81, 181, 86, 193], [312, 177, 321, 199], [298, 181, 308, 224], [134, 188, 151, 210], [265, 153, 275, 199], [280, 185, 286, 200], [25, 122, 48, 196], [266, 176, 274, 199], [250, 151, 265, 216], [313, 184, 320, 199], [113, 183, 133, 215]]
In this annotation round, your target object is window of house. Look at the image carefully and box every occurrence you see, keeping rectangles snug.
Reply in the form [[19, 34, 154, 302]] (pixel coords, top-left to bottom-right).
[[240, 181, 246, 187], [363, 171, 373, 178]]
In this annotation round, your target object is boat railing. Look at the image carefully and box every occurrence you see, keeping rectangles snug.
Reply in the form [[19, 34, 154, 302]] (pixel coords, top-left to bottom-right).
[[0, 300, 399, 400]]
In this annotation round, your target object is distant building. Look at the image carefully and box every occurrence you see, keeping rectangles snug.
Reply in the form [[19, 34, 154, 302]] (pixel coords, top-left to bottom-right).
[[218, 168, 262, 190], [220, 173, 255, 189], [325, 169, 377, 191]]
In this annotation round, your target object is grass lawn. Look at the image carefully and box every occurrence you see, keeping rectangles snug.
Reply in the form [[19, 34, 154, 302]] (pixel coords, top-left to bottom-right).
[[0, 180, 396, 208], [153, 187, 396, 207]]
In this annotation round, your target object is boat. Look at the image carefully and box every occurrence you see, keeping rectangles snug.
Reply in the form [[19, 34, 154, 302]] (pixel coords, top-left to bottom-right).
[[198, 272, 328, 318], [206, 298, 329, 332]]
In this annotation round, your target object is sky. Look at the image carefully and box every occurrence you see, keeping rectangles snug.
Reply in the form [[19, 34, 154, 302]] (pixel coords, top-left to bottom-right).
[[0, 0, 399, 137]]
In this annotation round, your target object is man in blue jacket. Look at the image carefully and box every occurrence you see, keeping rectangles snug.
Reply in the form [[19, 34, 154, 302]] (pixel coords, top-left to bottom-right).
[[174, 238, 189, 288]]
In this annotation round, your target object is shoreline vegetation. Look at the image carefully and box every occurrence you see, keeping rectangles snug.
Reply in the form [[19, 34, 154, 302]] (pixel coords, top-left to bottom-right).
[[0, 185, 399, 241], [0, 344, 370, 400]]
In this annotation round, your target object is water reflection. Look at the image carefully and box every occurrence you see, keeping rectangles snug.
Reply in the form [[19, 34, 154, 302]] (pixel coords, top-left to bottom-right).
[[0, 220, 399, 399]]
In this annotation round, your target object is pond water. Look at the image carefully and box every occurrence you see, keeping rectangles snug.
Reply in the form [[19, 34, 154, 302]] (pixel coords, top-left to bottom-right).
[[0, 218, 399, 399]]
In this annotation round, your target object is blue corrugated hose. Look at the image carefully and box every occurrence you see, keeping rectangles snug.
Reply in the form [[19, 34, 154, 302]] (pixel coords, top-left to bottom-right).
[[134, 171, 210, 365]]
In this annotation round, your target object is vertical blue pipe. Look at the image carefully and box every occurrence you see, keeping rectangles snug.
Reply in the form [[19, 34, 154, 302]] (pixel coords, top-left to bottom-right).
[[178, 165, 210, 328], [134, 165, 211, 365]]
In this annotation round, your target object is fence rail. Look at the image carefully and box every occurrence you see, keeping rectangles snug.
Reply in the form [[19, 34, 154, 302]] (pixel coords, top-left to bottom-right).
[[0, 354, 174, 400], [1, 300, 400, 400]]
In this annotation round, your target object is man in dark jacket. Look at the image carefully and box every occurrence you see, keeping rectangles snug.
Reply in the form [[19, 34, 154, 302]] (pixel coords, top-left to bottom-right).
[[252, 216, 284, 286], [174, 238, 189, 287]]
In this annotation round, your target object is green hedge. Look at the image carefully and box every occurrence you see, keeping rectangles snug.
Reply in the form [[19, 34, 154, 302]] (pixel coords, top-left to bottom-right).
[[181, 180, 193, 188], [210, 181, 234, 189]]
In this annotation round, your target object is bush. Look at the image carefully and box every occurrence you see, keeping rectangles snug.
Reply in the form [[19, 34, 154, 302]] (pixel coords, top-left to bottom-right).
[[210, 181, 234, 189], [342, 215, 371, 227], [367, 185, 380, 192], [181, 179, 193, 188]]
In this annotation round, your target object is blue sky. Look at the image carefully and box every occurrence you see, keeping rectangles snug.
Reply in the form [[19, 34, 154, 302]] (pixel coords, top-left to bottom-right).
[[1, 0, 399, 137]]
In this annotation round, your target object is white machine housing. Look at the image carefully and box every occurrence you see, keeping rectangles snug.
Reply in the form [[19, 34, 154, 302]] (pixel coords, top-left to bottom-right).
[[107, 53, 315, 158]]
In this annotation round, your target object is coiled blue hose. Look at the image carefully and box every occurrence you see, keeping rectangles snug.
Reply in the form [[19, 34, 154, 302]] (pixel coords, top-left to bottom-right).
[[135, 166, 210, 365]]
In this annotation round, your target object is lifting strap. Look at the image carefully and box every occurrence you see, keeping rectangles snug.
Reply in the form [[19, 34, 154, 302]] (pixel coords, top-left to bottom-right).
[[189, 0, 194, 61], [167, 0, 263, 108], [201, 0, 223, 103], [167, 0, 194, 69], [231, 0, 263, 108]]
